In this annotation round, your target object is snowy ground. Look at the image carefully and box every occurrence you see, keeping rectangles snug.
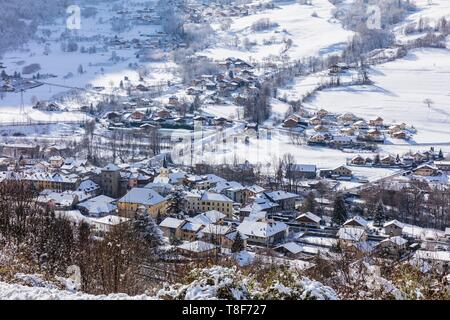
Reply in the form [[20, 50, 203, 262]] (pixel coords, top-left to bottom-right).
[[0, 0, 176, 124], [304, 48, 450, 155], [0, 281, 156, 300], [201, 0, 353, 63], [394, 0, 450, 43], [174, 126, 398, 187]]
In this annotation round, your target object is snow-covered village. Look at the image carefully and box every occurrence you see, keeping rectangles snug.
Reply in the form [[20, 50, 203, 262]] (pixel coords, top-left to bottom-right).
[[0, 0, 449, 302]]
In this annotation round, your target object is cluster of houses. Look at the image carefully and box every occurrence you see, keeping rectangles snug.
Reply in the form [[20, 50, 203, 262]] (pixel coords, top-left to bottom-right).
[[0, 71, 43, 93], [105, 106, 234, 132], [283, 108, 416, 150], [348, 148, 445, 173], [0, 146, 448, 270], [185, 57, 261, 105], [190, 2, 254, 21]]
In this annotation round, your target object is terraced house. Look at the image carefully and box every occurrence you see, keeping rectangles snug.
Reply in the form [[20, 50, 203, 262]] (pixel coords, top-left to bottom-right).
[[23, 172, 80, 191], [185, 191, 234, 218]]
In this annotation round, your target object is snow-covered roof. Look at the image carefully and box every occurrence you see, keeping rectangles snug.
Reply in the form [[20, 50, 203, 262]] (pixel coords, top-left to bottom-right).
[[204, 174, 226, 184], [245, 184, 265, 194], [91, 215, 130, 226], [177, 241, 216, 253], [264, 190, 298, 202], [381, 236, 408, 246], [249, 196, 279, 212], [203, 210, 226, 222], [237, 220, 288, 238], [343, 215, 368, 228], [77, 179, 99, 193], [153, 170, 187, 185], [159, 217, 185, 229], [383, 219, 404, 229], [200, 224, 232, 236], [77, 195, 117, 215], [290, 164, 317, 172], [296, 212, 321, 224], [189, 210, 226, 225], [212, 180, 244, 193], [144, 182, 174, 193], [201, 192, 233, 203], [225, 231, 248, 241], [49, 156, 64, 161], [181, 221, 203, 232], [102, 163, 120, 171], [37, 191, 82, 207], [275, 242, 303, 254], [337, 227, 366, 241], [118, 188, 165, 206]]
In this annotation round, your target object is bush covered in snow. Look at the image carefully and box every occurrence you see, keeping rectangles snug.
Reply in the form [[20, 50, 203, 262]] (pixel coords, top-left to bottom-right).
[[157, 266, 338, 300], [250, 268, 338, 300], [157, 266, 251, 300]]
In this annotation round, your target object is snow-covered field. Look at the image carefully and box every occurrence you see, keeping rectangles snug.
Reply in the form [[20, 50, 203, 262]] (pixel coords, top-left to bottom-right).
[[174, 127, 398, 187], [394, 0, 450, 42], [202, 0, 353, 62], [0, 0, 176, 124], [304, 48, 450, 154]]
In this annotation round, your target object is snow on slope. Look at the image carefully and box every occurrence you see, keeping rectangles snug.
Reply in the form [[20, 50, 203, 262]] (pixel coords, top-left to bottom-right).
[[395, 0, 450, 42], [202, 0, 353, 62], [305, 48, 450, 147], [0, 0, 175, 123], [0, 281, 156, 300]]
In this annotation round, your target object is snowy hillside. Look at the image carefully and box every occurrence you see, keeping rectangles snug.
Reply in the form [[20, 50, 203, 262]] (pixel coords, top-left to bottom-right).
[[202, 0, 353, 62]]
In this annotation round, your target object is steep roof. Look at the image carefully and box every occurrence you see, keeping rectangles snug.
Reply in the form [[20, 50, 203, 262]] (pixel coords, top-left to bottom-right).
[[296, 212, 321, 224], [384, 219, 404, 229], [343, 215, 368, 228]]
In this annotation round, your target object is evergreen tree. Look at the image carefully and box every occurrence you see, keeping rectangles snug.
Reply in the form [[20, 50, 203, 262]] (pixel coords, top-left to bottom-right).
[[133, 208, 163, 247], [302, 191, 317, 213], [332, 195, 348, 226], [374, 200, 386, 227], [167, 190, 183, 214], [438, 149, 444, 159], [374, 154, 380, 165], [231, 232, 245, 253], [192, 95, 201, 111]]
